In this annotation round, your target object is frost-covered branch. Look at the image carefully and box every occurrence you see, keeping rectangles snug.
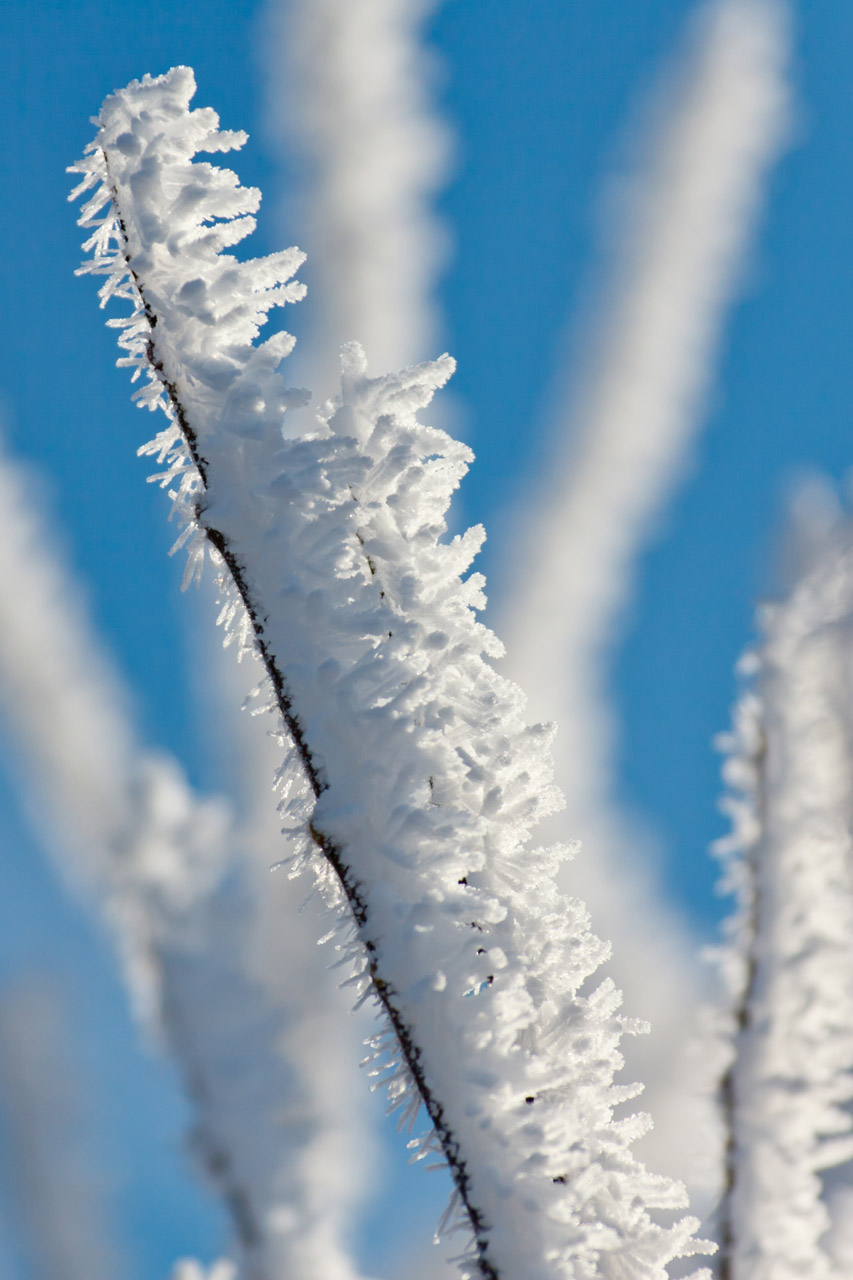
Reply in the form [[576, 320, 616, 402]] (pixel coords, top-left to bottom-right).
[[712, 494, 853, 1279], [0, 435, 370, 1280], [72, 68, 712, 1280], [257, 1, 450, 1257], [0, 981, 118, 1280], [262, 0, 449, 398], [500, 0, 790, 1196]]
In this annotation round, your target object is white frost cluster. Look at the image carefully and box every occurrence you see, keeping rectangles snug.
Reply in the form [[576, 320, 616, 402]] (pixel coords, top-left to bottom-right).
[[712, 506, 853, 1279], [71, 67, 711, 1279]]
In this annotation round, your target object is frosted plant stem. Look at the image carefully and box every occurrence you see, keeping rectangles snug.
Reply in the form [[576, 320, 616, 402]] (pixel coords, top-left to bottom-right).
[[716, 731, 763, 1280], [162, 985, 258, 1253], [499, 0, 790, 1195], [105, 177, 498, 1276], [112, 176, 492, 1256], [72, 69, 712, 1280], [262, 0, 449, 398], [0, 983, 118, 1280], [0, 419, 369, 1277], [712, 504, 853, 1279]]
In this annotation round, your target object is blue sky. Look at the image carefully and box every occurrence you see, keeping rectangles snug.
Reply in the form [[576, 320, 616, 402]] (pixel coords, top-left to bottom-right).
[[2, 1, 853, 1276]]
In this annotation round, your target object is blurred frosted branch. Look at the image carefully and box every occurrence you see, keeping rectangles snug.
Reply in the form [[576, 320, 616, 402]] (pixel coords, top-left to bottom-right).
[[261, 0, 450, 400], [0, 435, 370, 1280], [500, 0, 790, 1198], [0, 980, 118, 1280], [712, 487, 853, 1278]]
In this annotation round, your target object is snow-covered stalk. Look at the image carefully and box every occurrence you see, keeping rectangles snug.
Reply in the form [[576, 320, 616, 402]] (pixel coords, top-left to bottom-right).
[[500, 0, 790, 1200], [71, 69, 712, 1280], [0, 982, 119, 1280], [179, 696, 376, 1280], [710, 684, 764, 1275], [237, 0, 449, 1253], [712, 502, 853, 1279], [0, 436, 370, 1280], [261, 0, 448, 398]]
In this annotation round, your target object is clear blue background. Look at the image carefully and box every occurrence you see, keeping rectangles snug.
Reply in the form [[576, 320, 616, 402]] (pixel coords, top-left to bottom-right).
[[2, 0, 852, 1274]]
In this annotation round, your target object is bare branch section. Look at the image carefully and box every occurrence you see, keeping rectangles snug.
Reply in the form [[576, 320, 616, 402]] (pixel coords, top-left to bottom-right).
[[712, 504, 853, 1279], [71, 68, 711, 1280]]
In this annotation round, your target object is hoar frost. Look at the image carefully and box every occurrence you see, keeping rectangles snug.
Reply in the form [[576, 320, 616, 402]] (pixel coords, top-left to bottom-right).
[[71, 66, 711, 1280], [712, 514, 853, 1280]]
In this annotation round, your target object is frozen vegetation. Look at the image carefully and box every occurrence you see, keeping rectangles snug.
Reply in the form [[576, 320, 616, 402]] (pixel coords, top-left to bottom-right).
[[46, 3, 853, 1276], [263, 0, 448, 393], [0, 436, 373, 1280], [71, 66, 713, 1280], [712, 495, 853, 1279], [501, 0, 790, 1202]]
